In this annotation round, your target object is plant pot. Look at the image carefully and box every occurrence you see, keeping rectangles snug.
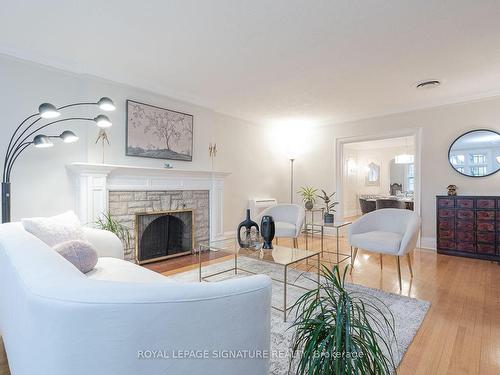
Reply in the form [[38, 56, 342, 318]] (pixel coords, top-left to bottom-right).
[[324, 213, 334, 224], [305, 201, 314, 210]]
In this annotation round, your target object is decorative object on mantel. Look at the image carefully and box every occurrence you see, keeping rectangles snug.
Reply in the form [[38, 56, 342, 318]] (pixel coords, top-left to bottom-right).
[[447, 184, 457, 196], [209, 142, 217, 170], [1, 97, 115, 223], [237, 209, 260, 248], [260, 215, 275, 249], [298, 186, 317, 210], [95, 129, 110, 163], [126, 100, 193, 161], [317, 190, 339, 224], [164, 162, 173, 169]]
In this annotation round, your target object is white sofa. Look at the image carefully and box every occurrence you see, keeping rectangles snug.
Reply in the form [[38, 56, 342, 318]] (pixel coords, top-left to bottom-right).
[[0, 222, 272, 375]]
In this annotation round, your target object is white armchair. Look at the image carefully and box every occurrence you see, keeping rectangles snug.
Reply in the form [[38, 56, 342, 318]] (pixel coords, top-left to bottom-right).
[[258, 204, 305, 248], [348, 208, 421, 290]]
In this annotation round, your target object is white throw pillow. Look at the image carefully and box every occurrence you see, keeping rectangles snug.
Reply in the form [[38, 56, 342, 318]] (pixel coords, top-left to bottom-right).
[[53, 240, 98, 273], [21, 211, 86, 247]]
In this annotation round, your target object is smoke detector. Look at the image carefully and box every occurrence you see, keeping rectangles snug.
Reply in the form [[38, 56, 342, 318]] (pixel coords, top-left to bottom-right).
[[415, 79, 441, 89]]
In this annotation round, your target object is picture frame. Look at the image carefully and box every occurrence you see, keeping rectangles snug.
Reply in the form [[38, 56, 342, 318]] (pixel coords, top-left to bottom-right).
[[126, 99, 193, 161]]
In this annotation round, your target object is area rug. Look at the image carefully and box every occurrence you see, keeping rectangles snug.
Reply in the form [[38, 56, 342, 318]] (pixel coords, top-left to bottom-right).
[[170, 257, 430, 374]]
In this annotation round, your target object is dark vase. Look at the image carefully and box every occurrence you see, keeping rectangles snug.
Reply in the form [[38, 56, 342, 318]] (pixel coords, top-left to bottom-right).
[[260, 215, 275, 249], [237, 209, 259, 248], [324, 213, 334, 224]]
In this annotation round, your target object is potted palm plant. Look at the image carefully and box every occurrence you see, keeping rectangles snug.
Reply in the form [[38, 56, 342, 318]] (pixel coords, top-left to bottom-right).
[[95, 212, 131, 249], [289, 265, 397, 374], [317, 190, 339, 223], [298, 186, 318, 210]]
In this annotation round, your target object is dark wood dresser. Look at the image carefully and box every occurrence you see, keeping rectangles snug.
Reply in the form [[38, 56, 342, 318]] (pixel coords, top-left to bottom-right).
[[436, 195, 500, 261]]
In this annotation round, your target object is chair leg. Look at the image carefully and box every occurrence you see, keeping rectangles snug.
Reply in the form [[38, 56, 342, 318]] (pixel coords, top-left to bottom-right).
[[293, 237, 298, 248], [379, 254, 383, 270], [406, 253, 413, 278], [350, 247, 358, 275], [275, 237, 279, 245], [396, 256, 402, 291]]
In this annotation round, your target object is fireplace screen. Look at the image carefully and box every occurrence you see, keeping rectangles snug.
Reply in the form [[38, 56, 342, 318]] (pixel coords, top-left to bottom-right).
[[136, 210, 193, 264]]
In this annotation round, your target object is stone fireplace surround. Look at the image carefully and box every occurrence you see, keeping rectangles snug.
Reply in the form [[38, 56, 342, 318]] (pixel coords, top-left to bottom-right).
[[109, 190, 208, 260], [68, 162, 230, 262]]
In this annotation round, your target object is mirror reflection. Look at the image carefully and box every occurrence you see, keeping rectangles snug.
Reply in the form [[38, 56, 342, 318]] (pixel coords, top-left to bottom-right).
[[449, 130, 500, 177]]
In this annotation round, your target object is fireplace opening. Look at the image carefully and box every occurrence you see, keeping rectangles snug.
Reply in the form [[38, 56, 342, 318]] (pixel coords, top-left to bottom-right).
[[136, 210, 193, 264]]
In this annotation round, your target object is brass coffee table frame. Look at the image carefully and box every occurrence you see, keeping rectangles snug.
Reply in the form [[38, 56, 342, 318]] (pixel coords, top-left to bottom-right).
[[198, 240, 321, 322]]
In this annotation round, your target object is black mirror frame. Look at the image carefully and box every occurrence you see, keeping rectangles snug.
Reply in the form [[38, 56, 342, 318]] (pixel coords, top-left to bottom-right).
[[448, 128, 500, 178]]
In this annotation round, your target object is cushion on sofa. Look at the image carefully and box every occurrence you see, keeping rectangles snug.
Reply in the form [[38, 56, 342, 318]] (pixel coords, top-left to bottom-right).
[[21, 211, 86, 247], [53, 240, 98, 273]]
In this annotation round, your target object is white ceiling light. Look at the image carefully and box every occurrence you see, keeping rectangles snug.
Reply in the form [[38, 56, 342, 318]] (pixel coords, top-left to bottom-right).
[[395, 136, 414, 164], [395, 154, 414, 164]]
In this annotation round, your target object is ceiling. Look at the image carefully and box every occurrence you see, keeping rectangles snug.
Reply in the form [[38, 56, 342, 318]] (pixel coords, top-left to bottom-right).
[[2, 0, 500, 125]]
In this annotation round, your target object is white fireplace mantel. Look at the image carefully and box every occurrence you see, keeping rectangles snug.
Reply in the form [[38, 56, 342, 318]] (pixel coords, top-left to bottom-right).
[[67, 162, 231, 240]]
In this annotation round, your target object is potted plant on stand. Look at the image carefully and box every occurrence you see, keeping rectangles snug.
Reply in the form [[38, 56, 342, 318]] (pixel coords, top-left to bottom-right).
[[298, 186, 318, 210], [317, 190, 339, 223], [289, 265, 397, 374]]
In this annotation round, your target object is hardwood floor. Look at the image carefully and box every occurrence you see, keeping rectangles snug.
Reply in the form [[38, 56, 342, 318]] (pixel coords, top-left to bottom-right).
[[146, 234, 500, 375]]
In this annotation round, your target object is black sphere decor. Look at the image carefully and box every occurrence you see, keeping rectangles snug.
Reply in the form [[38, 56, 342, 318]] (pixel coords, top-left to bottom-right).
[[260, 215, 275, 249]]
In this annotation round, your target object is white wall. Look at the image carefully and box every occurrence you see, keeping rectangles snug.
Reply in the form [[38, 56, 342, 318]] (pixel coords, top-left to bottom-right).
[[0, 55, 283, 232], [292, 97, 500, 245]]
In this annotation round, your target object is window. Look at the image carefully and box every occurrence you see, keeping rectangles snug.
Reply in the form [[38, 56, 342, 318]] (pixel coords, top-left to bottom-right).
[[450, 154, 465, 165], [406, 164, 415, 192], [470, 166, 487, 176], [470, 154, 487, 165]]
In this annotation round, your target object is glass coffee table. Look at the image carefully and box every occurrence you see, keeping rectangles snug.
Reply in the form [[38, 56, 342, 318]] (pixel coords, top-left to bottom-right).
[[198, 238, 320, 321]]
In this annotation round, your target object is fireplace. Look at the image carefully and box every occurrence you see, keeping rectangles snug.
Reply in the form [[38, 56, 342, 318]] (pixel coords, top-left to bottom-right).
[[135, 210, 193, 264]]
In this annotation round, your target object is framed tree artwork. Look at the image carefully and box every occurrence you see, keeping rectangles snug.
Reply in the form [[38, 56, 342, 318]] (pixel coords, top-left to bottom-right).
[[126, 100, 193, 161]]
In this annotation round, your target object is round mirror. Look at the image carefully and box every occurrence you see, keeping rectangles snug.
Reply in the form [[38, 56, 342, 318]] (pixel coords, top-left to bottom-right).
[[448, 129, 500, 177]]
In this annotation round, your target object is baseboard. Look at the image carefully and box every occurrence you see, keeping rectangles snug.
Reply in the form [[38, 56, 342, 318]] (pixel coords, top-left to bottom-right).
[[420, 236, 436, 250]]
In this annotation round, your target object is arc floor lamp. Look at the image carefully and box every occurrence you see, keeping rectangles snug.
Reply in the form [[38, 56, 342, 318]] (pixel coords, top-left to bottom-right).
[[1, 97, 116, 223]]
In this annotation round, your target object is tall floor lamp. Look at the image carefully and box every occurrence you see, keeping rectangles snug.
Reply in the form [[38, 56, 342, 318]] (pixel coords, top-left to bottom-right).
[[1, 97, 116, 223], [289, 158, 295, 203]]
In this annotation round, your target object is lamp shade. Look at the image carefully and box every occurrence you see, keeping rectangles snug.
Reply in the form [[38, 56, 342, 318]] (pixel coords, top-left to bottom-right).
[[94, 115, 112, 128], [60, 130, 79, 143], [38, 103, 60, 119], [98, 97, 116, 111], [33, 134, 54, 148]]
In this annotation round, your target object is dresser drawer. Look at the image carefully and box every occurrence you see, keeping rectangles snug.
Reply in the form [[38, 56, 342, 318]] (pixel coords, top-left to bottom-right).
[[438, 239, 455, 250], [477, 221, 495, 232], [477, 232, 495, 243], [457, 199, 474, 208], [439, 209, 455, 218], [477, 199, 495, 209], [438, 229, 455, 239], [477, 210, 495, 221], [456, 231, 474, 242], [477, 243, 495, 254], [456, 220, 474, 231], [456, 210, 474, 220], [438, 217, 455, 230], [438, 198, 455, 208], [456, 242, 475, 253]]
